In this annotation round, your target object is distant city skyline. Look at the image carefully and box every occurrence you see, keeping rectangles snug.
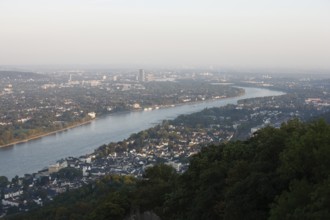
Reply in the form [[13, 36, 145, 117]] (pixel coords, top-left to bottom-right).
[[0, 0, 329, 70]]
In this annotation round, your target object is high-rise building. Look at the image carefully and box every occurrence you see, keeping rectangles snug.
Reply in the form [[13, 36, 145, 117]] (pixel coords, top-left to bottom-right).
[[138, 69, 146, 82]]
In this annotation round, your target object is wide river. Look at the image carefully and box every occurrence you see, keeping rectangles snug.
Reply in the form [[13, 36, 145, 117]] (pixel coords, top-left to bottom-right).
[[0, 87, 284, 179]]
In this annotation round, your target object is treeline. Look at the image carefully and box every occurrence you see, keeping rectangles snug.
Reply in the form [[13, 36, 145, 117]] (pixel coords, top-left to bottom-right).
[[0, 116, 91, 146], [4, 119, 330, 220]]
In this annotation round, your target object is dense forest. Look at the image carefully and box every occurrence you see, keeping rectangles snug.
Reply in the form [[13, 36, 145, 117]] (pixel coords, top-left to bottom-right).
[[4, 119, 330, 220]]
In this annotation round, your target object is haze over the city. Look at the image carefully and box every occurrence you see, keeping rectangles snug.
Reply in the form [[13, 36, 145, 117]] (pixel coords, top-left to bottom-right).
[[0, 0, 329, 70]]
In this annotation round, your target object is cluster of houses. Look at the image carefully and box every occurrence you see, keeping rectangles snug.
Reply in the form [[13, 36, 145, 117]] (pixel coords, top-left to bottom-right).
[[0, 117, 239, 216], [2, 79, 330, 216]]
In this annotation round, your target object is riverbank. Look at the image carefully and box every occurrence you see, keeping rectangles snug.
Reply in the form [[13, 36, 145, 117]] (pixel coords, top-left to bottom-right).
[[0, 119, 94, 149], [0, 89, 245, 149], [0, 87, 285, 179], [136, 87, 246, 112]]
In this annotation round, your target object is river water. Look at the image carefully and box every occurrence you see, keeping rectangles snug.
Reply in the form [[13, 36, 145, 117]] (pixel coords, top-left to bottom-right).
[[0, 87, 284, 179]]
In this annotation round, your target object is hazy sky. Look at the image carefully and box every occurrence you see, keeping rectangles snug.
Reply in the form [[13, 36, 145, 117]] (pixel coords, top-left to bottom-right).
[[0, 0, 329, 69]]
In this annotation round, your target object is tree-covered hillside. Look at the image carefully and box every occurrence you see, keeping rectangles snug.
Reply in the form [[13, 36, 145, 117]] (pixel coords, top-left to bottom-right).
[[4, 119, 330, 220], [163, 119, 330, 220]]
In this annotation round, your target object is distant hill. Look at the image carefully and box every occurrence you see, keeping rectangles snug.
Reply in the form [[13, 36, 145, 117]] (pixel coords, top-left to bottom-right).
[[0, 71, 45, 80], [4, 119, 330, 220]]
